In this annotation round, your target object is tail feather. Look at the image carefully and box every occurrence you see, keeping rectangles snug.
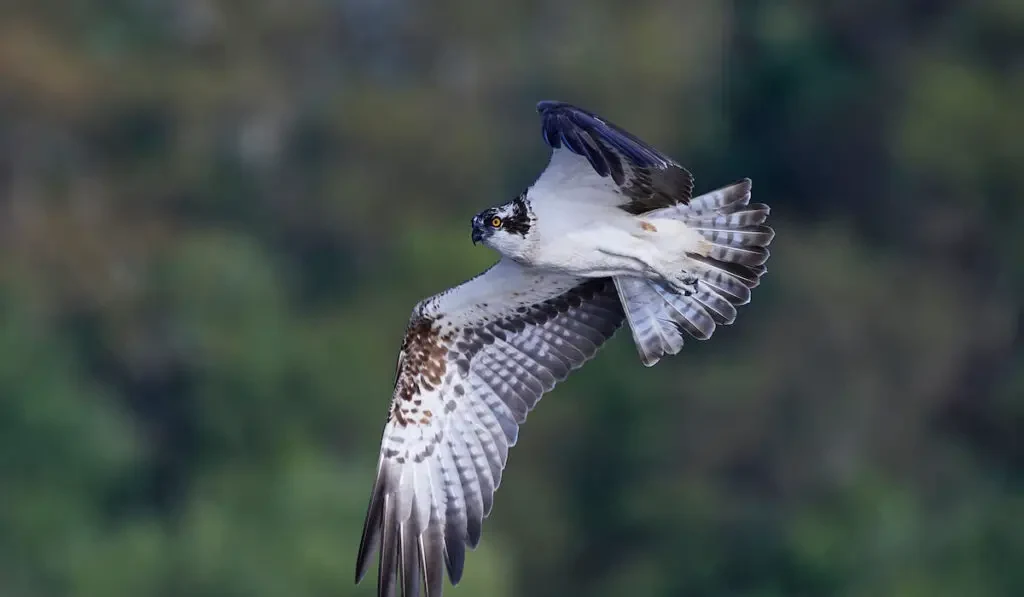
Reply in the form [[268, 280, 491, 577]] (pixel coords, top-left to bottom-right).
[[617, 179, 773, 366], [691, 285, 737, 325], [614, 277, 684, 367], [651, 281, 715, 340], [682, 179, 752, 214], [614, 277, 725, 367], [692, 224, 775, 248], [685, 206, 769, 228], [706, 243, 770, 267], [688, 202, 770, 226], [690, 257, 754, 305]]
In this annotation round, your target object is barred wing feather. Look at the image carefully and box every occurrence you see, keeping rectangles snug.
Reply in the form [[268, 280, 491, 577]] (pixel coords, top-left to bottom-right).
[[355, 259, 625, 596]]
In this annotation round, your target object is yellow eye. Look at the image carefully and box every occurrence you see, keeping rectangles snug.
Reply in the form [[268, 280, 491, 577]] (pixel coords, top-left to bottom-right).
[[490, 216, 502, 228]]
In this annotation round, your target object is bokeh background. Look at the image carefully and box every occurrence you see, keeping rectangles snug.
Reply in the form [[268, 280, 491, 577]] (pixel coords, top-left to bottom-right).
[[2, 1, 1022, 596]]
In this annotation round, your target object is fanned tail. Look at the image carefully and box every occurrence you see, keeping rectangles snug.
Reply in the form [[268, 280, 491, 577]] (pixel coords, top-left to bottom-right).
[[615, 179, 774, 366]]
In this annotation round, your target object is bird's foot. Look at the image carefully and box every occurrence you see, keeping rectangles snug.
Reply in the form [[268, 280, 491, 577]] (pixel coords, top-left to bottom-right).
[[668, 271, 700, 297]]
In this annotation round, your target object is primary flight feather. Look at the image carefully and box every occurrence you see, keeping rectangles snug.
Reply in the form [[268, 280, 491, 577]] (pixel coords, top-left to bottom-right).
[[355, 101, 775, 596]]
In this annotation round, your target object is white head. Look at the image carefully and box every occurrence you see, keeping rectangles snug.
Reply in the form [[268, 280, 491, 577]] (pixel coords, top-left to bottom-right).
[[470, 195, 535, 261]]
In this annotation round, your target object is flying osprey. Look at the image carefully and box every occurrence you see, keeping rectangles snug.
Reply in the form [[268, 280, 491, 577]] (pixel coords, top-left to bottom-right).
[[355, 101, 774, 596]]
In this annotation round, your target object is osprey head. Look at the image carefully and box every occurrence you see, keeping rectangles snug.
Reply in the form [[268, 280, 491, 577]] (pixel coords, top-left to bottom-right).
[[471, 194, 534, 258]]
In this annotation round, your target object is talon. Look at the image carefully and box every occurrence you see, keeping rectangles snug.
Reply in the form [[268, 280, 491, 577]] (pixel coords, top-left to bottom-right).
[[681, 274, 698, 296]]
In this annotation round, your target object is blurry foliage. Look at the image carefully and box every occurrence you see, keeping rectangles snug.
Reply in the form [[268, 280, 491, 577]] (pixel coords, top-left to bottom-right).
[[0, 0, 1021, 596]]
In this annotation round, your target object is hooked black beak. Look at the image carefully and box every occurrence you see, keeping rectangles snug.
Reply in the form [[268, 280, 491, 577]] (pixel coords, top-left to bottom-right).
[[471, 214, 485, 245]]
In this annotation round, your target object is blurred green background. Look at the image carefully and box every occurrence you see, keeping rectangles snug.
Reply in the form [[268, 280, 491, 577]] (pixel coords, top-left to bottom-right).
[[2, 1, 1022, 596]]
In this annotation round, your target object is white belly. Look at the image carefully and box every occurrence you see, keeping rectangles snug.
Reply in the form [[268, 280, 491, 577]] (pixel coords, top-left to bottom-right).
[[525, 212, 709, 279]]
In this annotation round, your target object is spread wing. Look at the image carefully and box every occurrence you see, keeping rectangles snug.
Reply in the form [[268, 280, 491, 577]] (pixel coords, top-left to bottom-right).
[[530, 100, 694, 214], [355, 259, 625, 597]]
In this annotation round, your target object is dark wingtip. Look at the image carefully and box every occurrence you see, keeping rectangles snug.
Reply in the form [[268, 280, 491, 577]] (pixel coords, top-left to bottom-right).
[[355, 471, 386, 584], [534, 99, 670, 178], [536, 100, 596, 116], [536, 100, 566, 113], [443, 527, 466, 586]]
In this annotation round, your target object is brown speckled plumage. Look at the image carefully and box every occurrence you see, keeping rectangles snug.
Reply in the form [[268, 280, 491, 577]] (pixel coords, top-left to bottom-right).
[[395, 316, 447, 401]]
